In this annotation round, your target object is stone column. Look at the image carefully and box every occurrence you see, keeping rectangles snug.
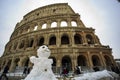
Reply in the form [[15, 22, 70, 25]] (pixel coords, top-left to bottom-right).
[[9, 58, 16, 72], [87, 51, 93, 67], [57, 20, 61, 27], [82, 31, 88, 45], [38, 22, 42, 30], [99, 52, 106, 67], [47, 20, 51, 29], [67, 19, 71, 27], [71, 53, 77, 71]]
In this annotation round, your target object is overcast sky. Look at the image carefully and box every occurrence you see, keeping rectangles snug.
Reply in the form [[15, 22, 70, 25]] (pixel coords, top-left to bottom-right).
[[0, 0, 120, 59]]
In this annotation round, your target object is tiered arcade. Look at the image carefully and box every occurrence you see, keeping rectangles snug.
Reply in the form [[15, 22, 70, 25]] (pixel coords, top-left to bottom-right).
[[0, 3, 115, 72]]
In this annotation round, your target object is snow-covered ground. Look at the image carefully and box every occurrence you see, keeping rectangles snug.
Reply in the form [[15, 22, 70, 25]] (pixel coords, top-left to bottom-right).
[[1, 70, 119, 80], [72, 70, 119, 80]]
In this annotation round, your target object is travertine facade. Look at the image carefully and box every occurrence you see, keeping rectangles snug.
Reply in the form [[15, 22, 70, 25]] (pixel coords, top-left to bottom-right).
[[0, 3, 116, 72]]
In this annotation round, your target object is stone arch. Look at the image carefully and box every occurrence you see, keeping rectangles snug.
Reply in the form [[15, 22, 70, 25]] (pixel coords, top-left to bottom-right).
[[13, 42, 18, 50], [104, 55, 112, 66], [38, 37, 44, 46], [86, 34, 94, 44], [42, 23, 47, 29], [74, 34, 82, 44], [28, 38, 34, 47], [60, 21, 67, 27], [14, 58, 20, 67], [26, 26, 30, 32], [62, 55, 72, 70], [92, 55, 101, 66], [51, 22, 57, 28], [7, 59, 12, 67], [71, 21, 77, 27], [19, 40, 25, 49], [49, 35, 56, 45], [61, 34, 70, 45], [77, 55, 87, 66], [33, 25, 38, 31], [24, 58, 29, 67]]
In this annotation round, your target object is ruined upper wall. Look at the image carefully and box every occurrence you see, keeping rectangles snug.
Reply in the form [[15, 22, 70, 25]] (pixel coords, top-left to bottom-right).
[[15, 3, 76, 29]]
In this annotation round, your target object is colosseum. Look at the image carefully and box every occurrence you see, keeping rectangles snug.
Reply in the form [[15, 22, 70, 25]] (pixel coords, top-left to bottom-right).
[[0, 3, 116, 73]]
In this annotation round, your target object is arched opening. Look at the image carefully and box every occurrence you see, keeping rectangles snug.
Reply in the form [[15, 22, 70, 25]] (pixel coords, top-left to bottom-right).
[[61, 35, 69, 45], [42, 23, 47, 29], [29, 39, 34, 47], [34, 25, 38, 31], [38, 37, 44, 46], [74, 34, 82, 44], [71, 21, 77, 27], [7, 60, 12, 67], [104, 55, 112, 66], [14, 42, 18, 50], [62, 56, 72, 71], [51, 22, 57, 28], [61, 21, 67, 27], [86, 34, 94, 44], [19, 40, 25, 49], [24, 58, 29, 67], [77, 55, 87, 66], [15, 58, 20, 67], [92, 55, 101, 66], [49, 36, 56, 45]]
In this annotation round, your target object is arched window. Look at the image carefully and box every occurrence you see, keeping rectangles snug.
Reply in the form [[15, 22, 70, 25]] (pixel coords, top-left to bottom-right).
[[62, 56, 72, 71], [104, 55, 112, 66], [49, 36, 56, 45], [51, 22, 57, 28], [19, 40, 25, 49], [61, 35, 69, 44], [86, 34, 94, 44], [92, 55, 101, 66], [71, 21, 77, 27], [29, 39, 34, 47], [7, 60, 12, 67], [42, 23, 47, 29], [15, 58, 20, 67], [24, 58, 29, 67], [74, 34, 82, 44], [38, 37, 44, 46], [77, 55, 87, 66], [14, 42, 18, 50], [61, 21, 67, 27], [34, 25, 38, 31]]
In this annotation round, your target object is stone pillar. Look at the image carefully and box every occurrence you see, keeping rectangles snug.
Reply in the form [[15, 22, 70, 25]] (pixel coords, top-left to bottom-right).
[[72, 54, 77, 71], [32, 36, 37, 48], [82, 31, 87, 45], [18, 57, 26, 67], [9, 58, 16, 72], [99, 52, 106, 67], [47, 20, 51, 29], [38, 22, 42, 30], [87, 51, 93, 67], [57, 20, 61, 27], [67, 19, 71, 27]]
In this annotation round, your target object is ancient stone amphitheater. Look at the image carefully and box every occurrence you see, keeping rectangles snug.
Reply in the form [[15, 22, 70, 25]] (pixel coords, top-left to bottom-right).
[[0, 3, 116, 72]]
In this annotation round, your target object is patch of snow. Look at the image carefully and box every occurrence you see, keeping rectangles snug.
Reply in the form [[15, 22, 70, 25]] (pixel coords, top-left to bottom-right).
[[72, 70, 119, 80]]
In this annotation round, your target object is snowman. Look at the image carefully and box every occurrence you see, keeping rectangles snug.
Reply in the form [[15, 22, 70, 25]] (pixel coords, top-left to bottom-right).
[[24, 45, 58, 80]]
